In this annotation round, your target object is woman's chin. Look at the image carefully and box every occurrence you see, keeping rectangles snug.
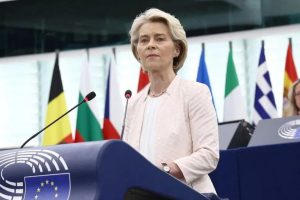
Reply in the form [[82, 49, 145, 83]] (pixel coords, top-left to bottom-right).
[[144, 64, 161, 71]]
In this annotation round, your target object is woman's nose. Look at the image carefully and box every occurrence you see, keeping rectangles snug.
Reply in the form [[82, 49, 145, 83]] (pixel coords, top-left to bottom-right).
[[147, 39, 156, 49]]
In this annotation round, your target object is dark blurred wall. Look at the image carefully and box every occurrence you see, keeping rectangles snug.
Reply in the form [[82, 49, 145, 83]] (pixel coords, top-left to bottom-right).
[[1, 0, 300, 57]]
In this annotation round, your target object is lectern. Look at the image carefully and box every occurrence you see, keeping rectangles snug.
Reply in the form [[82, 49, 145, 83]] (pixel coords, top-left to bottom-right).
[[0, 140, 208, 200]]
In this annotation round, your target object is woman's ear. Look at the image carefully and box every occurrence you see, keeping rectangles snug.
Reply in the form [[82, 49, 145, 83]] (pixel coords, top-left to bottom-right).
[[174, 43, 181, 57], [135, 50, 141, 61]]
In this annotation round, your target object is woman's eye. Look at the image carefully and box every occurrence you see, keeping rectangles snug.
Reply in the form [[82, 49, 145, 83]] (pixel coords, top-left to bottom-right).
[[139, 38, 148, 44]]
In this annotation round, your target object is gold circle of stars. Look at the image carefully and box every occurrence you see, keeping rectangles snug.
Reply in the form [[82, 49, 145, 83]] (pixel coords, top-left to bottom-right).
[[34, 179, 59, 199]]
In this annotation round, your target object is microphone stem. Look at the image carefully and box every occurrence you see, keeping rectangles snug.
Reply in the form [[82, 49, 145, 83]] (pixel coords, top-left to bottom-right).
[[21, 100, 85, 148], [120, 98, 129, 140]]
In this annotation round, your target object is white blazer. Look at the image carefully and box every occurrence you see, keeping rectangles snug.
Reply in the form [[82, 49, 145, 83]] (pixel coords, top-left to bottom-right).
[[124, 76, 219, 194]]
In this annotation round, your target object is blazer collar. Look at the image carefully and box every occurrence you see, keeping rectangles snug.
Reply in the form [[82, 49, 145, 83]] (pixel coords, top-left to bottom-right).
[[141, 75, 180, 102]]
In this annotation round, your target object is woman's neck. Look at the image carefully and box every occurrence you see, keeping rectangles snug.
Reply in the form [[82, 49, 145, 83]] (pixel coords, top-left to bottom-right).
[[148, 70, 176, 96]]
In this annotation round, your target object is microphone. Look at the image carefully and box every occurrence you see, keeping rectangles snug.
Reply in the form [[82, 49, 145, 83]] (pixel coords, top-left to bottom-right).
[[20, 91, 96, 148], [84, 91, 96, 102], [120, 90, 132, 140]]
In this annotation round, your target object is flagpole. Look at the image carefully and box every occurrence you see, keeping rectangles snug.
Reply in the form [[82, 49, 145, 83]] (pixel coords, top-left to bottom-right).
[[86, 48, 90, 62]]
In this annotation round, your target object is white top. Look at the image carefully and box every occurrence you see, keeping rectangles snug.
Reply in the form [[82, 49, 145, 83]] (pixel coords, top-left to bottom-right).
[[124, 76, 219, 193], [139, 95, 164, 163]]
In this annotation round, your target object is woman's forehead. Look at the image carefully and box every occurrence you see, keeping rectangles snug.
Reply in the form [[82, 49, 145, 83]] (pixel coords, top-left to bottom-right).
[[138, 22, 170, 36]]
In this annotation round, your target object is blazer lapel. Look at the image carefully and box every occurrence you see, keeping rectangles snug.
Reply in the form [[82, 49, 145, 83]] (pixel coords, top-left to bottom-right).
[[130, 86, 149, 150]]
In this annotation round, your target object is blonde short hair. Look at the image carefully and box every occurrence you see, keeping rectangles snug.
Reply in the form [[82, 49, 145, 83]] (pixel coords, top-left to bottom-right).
[[284, 79, 300, 116], [129, 8, 188, 73]]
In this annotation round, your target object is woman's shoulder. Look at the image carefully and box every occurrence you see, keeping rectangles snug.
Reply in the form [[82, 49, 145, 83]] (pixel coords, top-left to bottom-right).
[[176, 77, 213, 107], [178, 77, 210, 95]]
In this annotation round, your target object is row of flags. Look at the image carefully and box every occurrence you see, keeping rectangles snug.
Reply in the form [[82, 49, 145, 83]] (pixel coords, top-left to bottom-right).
[[42, 50, 119, 145], [42, 49, 151, 146], [42, 39, 298, 146], [197, 39, 298, 126]]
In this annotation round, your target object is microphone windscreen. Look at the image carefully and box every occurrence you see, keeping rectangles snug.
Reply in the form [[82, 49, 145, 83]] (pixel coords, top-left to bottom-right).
[[85, 91, 96, 102], [125, 90, 132, 99]]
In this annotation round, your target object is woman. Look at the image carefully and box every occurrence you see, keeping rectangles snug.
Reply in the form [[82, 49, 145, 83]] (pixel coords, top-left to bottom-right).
[[284, 79, 300, 116], [124, 8, 219, 194]]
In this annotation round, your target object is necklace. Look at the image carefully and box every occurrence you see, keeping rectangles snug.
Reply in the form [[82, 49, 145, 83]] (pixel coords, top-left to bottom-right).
[[149, 89, 167, 97]]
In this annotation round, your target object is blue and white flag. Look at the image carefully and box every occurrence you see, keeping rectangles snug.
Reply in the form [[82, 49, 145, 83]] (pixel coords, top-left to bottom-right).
[[253, 42, 278, 125]]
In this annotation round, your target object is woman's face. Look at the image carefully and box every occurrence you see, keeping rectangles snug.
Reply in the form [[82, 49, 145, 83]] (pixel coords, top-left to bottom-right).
[[136, 22, 179, 73], [294, 83, 300, 110]]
